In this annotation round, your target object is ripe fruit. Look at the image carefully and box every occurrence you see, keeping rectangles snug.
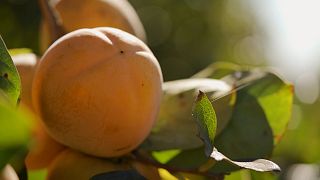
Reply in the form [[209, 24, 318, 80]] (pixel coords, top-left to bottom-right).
[[40, 0, 146, 52], [47, 149, 160, 180], [32, 27, 163, 157]]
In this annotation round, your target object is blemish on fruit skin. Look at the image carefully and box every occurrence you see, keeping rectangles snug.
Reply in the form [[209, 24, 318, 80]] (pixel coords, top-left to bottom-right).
[[141, 83, 144, 87], [120, 50, 124, 54]]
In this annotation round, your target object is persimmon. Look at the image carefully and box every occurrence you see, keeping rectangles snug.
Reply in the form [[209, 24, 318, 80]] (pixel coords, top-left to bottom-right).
[[40, 0, 146, 52], [32, 27, 163, 157]]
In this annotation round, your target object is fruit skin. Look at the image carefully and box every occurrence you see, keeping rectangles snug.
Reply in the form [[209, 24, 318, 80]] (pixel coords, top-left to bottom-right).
[[40, 0, 146, 52], [33, 27, 163, 157], [47, 149, 160, 180]]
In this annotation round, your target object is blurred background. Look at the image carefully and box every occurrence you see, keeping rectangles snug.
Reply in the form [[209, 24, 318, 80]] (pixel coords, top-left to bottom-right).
[[1, 0, 320, 179]]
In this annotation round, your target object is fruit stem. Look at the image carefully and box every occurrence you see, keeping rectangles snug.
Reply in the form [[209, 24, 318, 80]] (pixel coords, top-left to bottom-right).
[[38, 0, 66, 44], [132, 150, 225, 179]]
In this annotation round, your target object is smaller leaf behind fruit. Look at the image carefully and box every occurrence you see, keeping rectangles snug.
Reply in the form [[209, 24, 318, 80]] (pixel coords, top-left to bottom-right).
[[210, 147, 280, 172], [192, 91, 217, 157]]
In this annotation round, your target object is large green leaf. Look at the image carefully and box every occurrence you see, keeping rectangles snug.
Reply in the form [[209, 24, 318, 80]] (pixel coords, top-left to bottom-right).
[[0, 36, 21, 104], [141, 78, 233, 151]]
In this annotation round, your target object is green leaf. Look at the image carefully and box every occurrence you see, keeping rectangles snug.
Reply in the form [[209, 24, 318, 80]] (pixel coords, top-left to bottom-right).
[[0, 100, 33, 169], [210, 148, 280, 172], [141, 78, 232, 151], [192, 91, 217, 156], [0, 36, 21, 104], [90, 169, 146, 180]]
